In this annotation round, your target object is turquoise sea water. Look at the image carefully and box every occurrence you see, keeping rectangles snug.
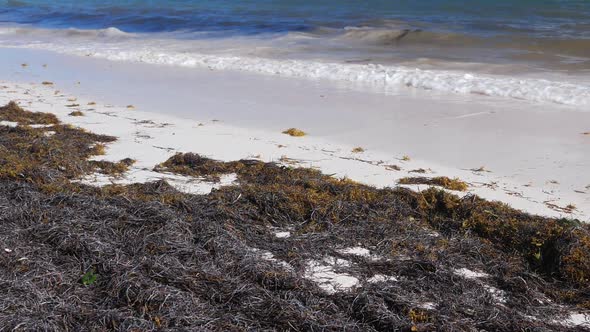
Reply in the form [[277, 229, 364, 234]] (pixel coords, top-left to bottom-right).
[[1, 0, 589, 38], [2, 0, 590, 66]]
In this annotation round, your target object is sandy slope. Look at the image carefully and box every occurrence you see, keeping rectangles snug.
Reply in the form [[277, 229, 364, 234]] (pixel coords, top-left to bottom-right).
[[0, 47, 588, 220], [0, 77, 587, 221]]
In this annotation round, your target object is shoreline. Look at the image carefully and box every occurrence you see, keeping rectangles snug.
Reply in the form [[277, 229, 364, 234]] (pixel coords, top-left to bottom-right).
[[2, 3, 590, 328], [0, 47, 588, 221]]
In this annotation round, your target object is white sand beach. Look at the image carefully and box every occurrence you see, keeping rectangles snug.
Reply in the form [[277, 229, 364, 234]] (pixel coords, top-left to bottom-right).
[[1, 47, 588, 221]]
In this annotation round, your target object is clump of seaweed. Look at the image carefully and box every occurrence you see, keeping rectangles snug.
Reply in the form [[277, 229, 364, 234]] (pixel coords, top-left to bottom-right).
[[470, 166, 490, 173], [89, 143, 107, 156], [68, 110, 84, 117], [415, 188, 590, 290], [154, 152, 246, 182], [398, 176, 469, 191], [0, 101, 58, 125], [0, 101, 116, 186], [90, 158, 136, 176], [352, 147, 365, 153], [282, 128, 306, 137], [385, 164, 401, 171]]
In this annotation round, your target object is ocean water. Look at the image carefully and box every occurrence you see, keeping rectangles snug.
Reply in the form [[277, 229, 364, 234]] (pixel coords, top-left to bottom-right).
[[1, 0, 590, 105]]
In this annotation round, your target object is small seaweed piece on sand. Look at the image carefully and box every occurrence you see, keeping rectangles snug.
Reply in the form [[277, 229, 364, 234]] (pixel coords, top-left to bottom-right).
[[66, 104, 81, 108], [69, 111, 84, 117], [352, 147, 365, 153], [126, 105, 135, 109], [401, 155, 411, 161], [544, 203, 577, 214], [398, 176, 469, 191], [41, 81, 54, 85], [409, 168, 427, 174], [470, 166, 490, 172], [282, 128, 306, 137], [279, 155, 299, 166], [385, 164, 401, 171]]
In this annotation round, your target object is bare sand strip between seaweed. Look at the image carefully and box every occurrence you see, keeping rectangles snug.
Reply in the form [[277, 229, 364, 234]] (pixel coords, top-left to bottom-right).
[[0, 81, 587, 221]]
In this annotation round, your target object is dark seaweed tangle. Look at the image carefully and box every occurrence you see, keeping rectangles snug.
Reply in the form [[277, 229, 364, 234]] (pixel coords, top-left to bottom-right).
[[0, 101, 589, 331]]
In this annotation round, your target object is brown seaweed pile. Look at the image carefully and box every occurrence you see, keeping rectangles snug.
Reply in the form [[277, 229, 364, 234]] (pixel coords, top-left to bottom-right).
[[1, 102, 589, 331], [282, 128, 306, 137], [0, 101, 59, 125], [398, 176, 469, 191]]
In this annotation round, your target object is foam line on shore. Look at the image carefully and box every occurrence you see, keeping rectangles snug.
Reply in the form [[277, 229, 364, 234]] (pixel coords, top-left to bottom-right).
[[1, 24, 589, 106], [36, 47, 590, 106]]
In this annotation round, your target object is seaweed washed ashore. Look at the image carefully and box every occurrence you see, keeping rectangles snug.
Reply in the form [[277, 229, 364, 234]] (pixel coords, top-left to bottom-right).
[[1, 102, 589, 330]]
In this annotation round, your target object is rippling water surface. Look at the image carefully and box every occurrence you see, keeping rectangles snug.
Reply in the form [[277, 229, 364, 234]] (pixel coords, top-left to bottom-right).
[[1, 0, 589, 105]]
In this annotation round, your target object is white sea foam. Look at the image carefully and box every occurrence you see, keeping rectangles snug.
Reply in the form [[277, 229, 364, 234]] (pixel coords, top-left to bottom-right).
[[1, 25, 590, 106], [79, 50, 590, 106], [0, 26, 131, 38]]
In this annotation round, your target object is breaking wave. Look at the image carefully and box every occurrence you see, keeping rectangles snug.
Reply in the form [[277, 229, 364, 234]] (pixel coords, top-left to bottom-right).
[[339, 27, 481, 46], [0, 25, 589, 106], [0, 26, 131, 39], [330, 25, 590, 59], [45, 47, 590, 106]]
